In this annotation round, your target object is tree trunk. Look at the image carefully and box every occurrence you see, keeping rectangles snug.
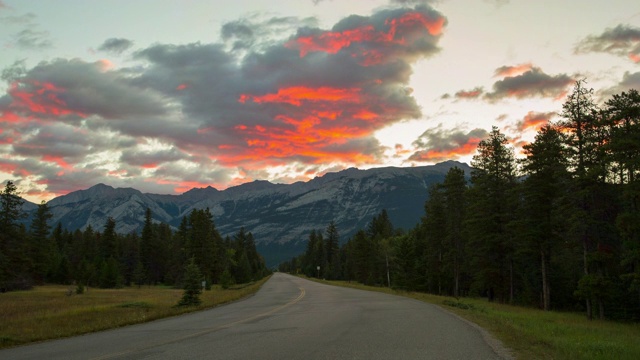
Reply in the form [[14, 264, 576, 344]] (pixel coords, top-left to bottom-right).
[[598, 299, 605, 320], [385, 253, 391, 288], [454, 257, 460, 299], [583, 236, 592, 320], [509, 259, 514, 304], [541, 248, 550, 311]]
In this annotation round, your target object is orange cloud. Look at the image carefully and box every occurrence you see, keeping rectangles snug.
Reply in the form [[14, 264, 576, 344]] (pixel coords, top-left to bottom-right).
[[229, 85, 392, 168], [409, 139, 481, 162], [390, 11, 445, 36], [455, 87, 483, 99], [240, 86, 361, 106], [6, 81, 88, 119], [0, 110, 21, 123], [0, 160, 31, 177], [285, 10, 445, 65], [494, 63, 533, 77], [41, 155, 74, 170], [518, 111, 555, 132]]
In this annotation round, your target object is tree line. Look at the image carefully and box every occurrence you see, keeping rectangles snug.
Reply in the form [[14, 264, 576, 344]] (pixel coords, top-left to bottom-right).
[[0, 193, 269, 292], [280, 82, 640, 321]]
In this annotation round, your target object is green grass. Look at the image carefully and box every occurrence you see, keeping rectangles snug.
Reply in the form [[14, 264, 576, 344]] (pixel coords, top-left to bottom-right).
[[0, 277, 269, 349], [305, 277, 640, 360]]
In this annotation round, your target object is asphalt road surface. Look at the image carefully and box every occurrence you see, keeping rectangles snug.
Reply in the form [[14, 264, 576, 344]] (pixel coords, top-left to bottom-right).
[[1, 273, 511, 359]]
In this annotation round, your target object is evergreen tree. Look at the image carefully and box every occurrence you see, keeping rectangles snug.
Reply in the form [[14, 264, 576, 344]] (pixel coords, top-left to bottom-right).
[[99, 256, 122, 288], [353, 229, 375, 284], [520, 124, 571, 310], [139, 207, 155, 284], [100, 217, 118, 261], [442, 167, 468, 298], [133, 260, 146, 288], [325, 221, 340, 279], [166, 216, 189, 286], [604, 90, 640, 313], [422, 184, 447, 294], [29, 201, 54, 284], [186, 209, 219, 284], [467, 126, 518, 303], [303, 229, 319, 277], [559, 80, 608, 319], [0, 180, 30, 290], [220, 268, 234, 289], [177, 258, 203, 306]]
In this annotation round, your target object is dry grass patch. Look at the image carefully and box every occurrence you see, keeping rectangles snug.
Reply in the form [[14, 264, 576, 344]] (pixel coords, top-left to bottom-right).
[[0, 277, 269, 349]]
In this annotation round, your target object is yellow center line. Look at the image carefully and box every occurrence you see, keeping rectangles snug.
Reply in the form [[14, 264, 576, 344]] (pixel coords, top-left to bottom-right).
[[92, 287, 306, 360]]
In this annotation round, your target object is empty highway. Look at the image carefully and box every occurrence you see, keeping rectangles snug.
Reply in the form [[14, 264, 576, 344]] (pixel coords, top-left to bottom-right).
[[1, 273, 511, 359]]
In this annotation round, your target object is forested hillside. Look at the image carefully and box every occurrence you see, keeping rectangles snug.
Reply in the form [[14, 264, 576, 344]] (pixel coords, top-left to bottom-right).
[[0, 193, 269, 292], [280, 83, 640, 321]]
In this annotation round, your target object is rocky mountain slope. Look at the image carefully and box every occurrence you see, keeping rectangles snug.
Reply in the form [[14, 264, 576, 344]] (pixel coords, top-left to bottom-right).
[[24, 161, 471, 266]]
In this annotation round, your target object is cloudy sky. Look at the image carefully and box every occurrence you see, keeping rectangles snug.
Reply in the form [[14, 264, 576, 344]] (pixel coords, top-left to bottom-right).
[[1, 0, 638, 203]]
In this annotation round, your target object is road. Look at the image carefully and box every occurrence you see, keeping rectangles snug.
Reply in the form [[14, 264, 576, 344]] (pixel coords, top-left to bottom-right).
[[1, 273, 511, 359]]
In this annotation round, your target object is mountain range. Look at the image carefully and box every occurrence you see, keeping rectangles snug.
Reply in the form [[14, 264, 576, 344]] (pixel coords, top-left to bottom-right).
[[22, 160, 471, 266]]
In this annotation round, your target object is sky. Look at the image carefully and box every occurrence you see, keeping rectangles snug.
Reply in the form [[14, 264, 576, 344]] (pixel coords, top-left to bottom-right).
[[0, 0, 639, 203]]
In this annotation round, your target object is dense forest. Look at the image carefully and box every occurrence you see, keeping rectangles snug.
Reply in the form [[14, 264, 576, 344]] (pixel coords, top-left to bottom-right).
[[0, 193, 269, 292], [279, 82, 640, 321]]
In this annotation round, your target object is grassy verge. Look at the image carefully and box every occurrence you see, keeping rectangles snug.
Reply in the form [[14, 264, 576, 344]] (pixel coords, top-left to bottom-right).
[[305, 277, 640, 360], [0, 277, 269, 349]]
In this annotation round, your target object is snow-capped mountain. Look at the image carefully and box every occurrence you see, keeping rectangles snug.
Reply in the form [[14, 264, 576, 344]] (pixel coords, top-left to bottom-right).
[[25, 161, 471, 266]]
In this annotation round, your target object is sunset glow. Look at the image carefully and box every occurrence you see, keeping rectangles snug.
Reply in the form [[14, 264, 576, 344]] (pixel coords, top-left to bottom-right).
[[0, 0, 637, 202], [286, 10, 445, 63]]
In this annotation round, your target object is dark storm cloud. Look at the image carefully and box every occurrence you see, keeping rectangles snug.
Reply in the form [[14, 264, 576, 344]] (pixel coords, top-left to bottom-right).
[[221, 15, 317, 51], [485, 67, 574, 101], [129, 4, 445, 166], [409, 126, 488, 162], [97, 38, 134, 55], [221, 21, 251, 38], [0, 3, 449, 198], [0, 58, 168, 120], [575, 24, 640, 63], [601, 71, 640, 97], [11, 122, 136, 161], [120, 147, 188, 168], [448, 65, 573, 102]]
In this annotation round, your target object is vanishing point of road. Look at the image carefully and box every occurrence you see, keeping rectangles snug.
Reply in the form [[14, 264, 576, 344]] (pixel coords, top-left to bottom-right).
[[1, 273, 512, 359]]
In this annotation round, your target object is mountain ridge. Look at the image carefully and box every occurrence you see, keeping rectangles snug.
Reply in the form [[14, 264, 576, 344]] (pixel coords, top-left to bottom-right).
[[21, 161, 471, 266]]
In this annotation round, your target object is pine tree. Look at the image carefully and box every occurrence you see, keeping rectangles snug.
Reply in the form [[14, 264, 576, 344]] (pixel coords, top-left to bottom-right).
[[353, 229, 375, 284], [520, 124, 570, 310], [442, 167, 468, 298], [467, 126, 518, 303], [29, 201, 54, 284], [603, 89, 640, 316], [139, 208, 155, 284], [100, 217, 118, 261], [559, 80, 607, 319], [0, 180, 30, 290], [177, 258, 202, 306], [325, 221, 340, 279], [423, 184, 447, 294]]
